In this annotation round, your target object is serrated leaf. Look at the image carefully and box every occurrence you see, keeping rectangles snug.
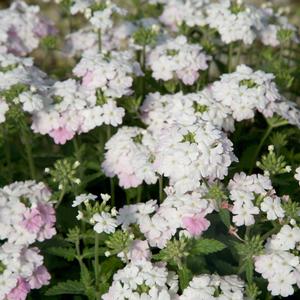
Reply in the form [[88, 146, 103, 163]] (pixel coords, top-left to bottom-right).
[[178, 266, 192, 291], [245, 259, 254, 284], [80, 263, 96, 300], [82, 247, 106, 259], [46, 247, 76, 261], [45, 280, 85, 296], [190, 238, 226, 255], [219, 208, 231, 228], [100, 256, 123, 283]]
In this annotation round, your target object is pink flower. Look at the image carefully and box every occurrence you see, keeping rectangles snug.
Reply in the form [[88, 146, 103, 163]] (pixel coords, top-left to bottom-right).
[[7, 278, 30, 300], [29, 266, 51, 289], [182, 213, 210, 236], [37, 202, 56, 225], [49, 127, 75, 144], [36, 202, 56, 241], [119, 173, 141, 189], [82, 70, 94, 88], [21, 208, 43, 233]]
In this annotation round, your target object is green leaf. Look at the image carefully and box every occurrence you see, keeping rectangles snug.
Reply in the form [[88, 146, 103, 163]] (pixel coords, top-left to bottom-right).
[[82, 247, 106, 259], [45, 280, 85, 296], [100, 256, 123, 283], [244, 259, 254, 284], [219, 208, 231, 228], [190, 238, 226, 255], [80, 263, 96, 300], [46, 247, 76, 261], [178, 266, 192, 291]]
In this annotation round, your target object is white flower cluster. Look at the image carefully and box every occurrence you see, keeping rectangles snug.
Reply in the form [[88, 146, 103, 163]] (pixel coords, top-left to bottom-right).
[[102, 260, 179, 300], [140, 91, 234, 133], [295, 167, 300, 185], [31, 79, 125, 144], [102, 122, 236, 193], [255, 225, 300, 297], [102, 127, 157, 189], [0, 181, 55, 299], [159, 0, 299, 47], [180, 274, 245, 300], [160, 0, 208, 31], [70, 0, 126, 32], [88, 3, 127, 32], [0, 243, 50, 300], [228, 172, 285, 226], [0, 53, 49, 124], [147, 36, 210, 85], [259, 6, 299, 47], [64, 27, 99, 57], [142, 65, 300, 132], [208, 64, 300, 128], [73, 51, 142, 98], [154, 123, 236, 194], [205, 0, 263, 45], [0, 0, 56, 56], [117, 187, 213, 249], [0, 181, 56, 245]]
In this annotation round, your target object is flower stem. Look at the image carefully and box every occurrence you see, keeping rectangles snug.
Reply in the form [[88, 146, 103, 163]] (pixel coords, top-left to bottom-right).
[[94, 233, 100, 292], [21, 127, 36, 180], [98, 29, 102, 53], [55, 187, 65, 209], [159, 175, 164, 203], [228, 43, 234, 73], [136, 185, 142, 203], [106, 126, 115, 206], [249, 125, 272, 173]]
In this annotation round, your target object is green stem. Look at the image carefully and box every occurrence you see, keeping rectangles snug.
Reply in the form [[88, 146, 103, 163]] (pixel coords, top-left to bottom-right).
[[75, 236, 85, 271], [159, 175, 164, 203], [136, 185, 142, 203], [4, 127, 12, 182], [236, 43, 243, 65], [21, 127, 36, 180], [94, 233, 100, 292], [98, 29, 102, 53], [228, 43, 234, 73], [249, 126, 272, 173], [141, 45, 146, 96], [106, 126, 115, 206], [55, 187, 65, 209], [250, 119, 289, 173]]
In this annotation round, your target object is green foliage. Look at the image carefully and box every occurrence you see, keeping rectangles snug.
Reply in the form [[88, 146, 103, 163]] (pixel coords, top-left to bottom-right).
[[45, 280, 85, 296], [46, 247, 76, 261], [190, 238, 226, 255]]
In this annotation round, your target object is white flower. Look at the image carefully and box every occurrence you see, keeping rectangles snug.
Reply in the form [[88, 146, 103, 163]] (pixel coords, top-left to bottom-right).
[[148, 36, 210, 85], [72, 193, 97, 207], [294, 167, 300, 185], [260, 196, 285, 220], [232, 202, 259, 226], [92, 212, 117, 234]]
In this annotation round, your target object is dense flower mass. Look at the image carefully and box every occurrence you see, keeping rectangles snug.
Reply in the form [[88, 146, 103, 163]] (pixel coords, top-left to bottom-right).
[[147, 36, 210, 85], [0, 181, 55, 299], [1, 0, 300, 299], [0, 243, 50, 300], [102, 126, 157, 188], [0, 1, 56, 56], [0, 181, 56, 245]]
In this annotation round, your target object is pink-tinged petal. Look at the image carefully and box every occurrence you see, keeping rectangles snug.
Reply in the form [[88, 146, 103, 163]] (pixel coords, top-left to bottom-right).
[[21, 208, 43, 233], [82, 70, 94, 88], [49, 127, 75, 144], [119, 173, 141, 189], [7, 278, 30, 300], [182, 214, 210, 236], [29, 266, 51, 289]]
